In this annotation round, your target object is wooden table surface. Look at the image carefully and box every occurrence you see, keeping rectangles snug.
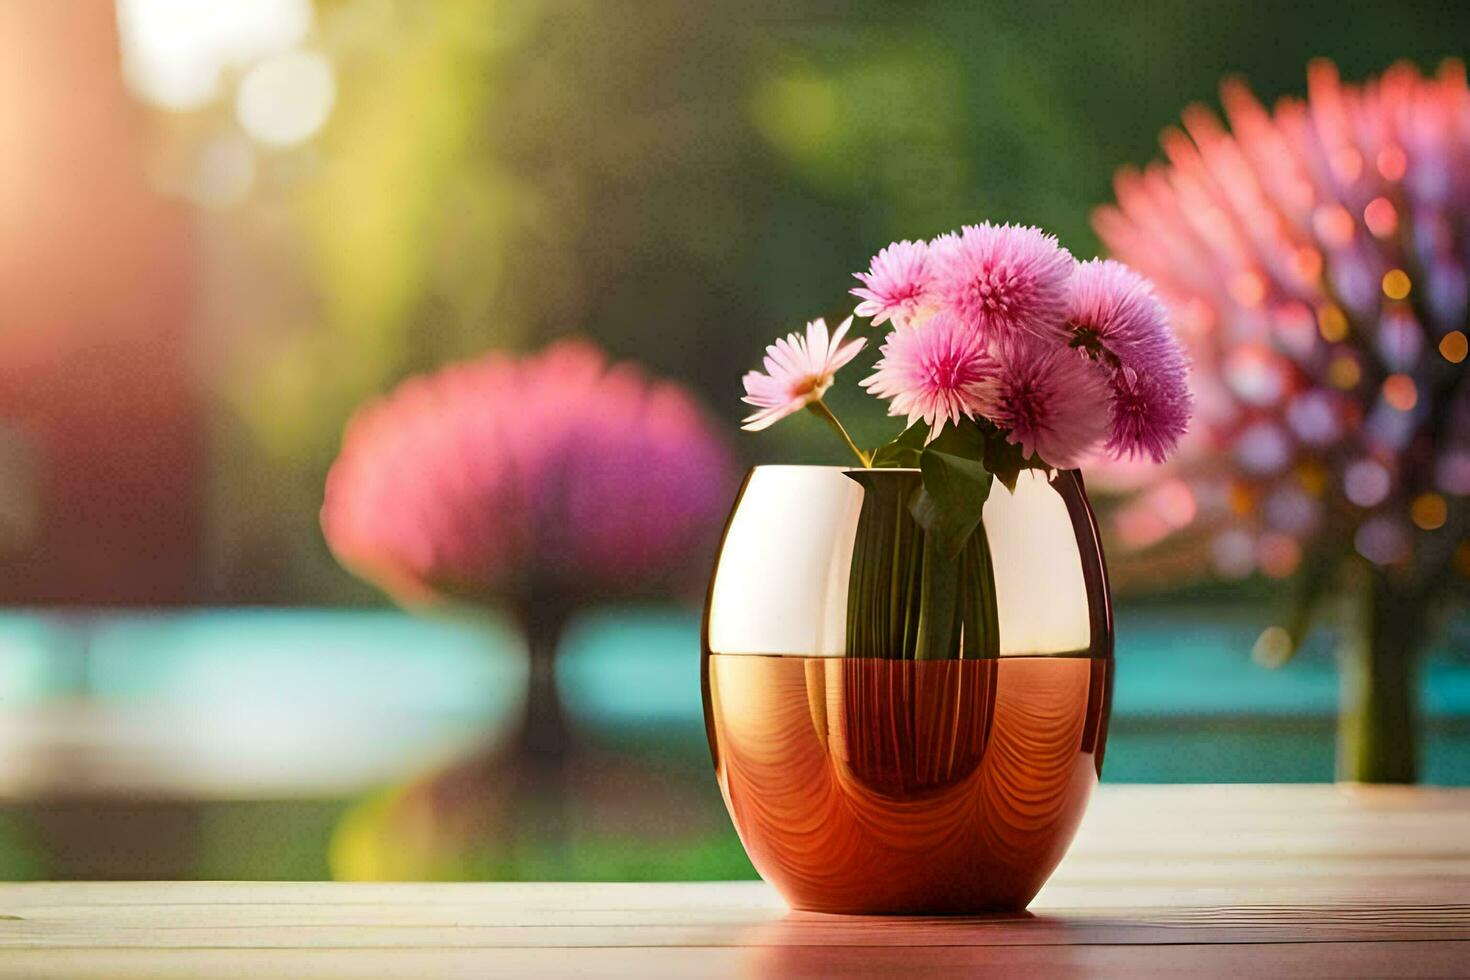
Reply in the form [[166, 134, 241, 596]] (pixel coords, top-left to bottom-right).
[[0, 785, 1465, 978]]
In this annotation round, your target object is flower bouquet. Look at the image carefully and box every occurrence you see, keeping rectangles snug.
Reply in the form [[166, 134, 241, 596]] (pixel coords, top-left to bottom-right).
[[736, 222, 1192, 661]]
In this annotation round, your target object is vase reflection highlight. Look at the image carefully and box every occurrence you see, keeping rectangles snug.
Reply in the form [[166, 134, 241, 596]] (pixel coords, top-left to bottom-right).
[[706, 654, 1107, 914]]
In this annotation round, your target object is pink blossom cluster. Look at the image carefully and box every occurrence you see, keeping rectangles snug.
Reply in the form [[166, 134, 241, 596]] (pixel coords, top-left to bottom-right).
[[742, 222, 1191, 471], [323, 341, 737, 606], [856, 234, 1193, 467], [1096, 59, 1470, 578]]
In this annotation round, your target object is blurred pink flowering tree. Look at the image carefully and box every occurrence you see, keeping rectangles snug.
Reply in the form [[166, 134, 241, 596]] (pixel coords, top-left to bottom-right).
[[322, 340, 737, 854], [1094, 59, 1470, 782]]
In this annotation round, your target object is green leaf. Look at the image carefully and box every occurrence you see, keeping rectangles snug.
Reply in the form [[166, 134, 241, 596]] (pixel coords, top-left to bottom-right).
[[929, 417, 989, 458], [870, 420, 928, 468], [959, 527, 1001, 659], [914, 532, 962, 660], [982, 434, 1031, 493], [911, 440, 994, 560]]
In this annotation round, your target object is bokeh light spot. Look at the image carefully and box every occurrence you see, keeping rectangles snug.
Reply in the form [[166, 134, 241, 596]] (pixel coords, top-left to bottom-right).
[[1382, 374, 1418, 412], [1229, 481, 1256, 517], [1257, 533, 1301, 579], [236, 49, 336, 147], [1377, 145, 1408, 181], [749, 70, 839, 164], [1225, 345, 1287, 406], [1437, 451, 1470, 496], [1252, 625, 1293, 666], [1331, 147, 1363, 183], [1317, 304, 1349, 342], [1382, 268, 1412, 300], [1328, 354, 1361, 389], [1355, 517, 1410, 566], [1211, 530, 1256, 579], [1411, 492, 1447, 531], [1363, 197, 1397, 238], [1234, 424, 1292, 476], [1440, 331, 1468, 364], [1313, 204, 1355, 247], [117, 0, 312, 111], [1344, 458, 1392, 508], [1264, 486, 1322, 536], [1286, 391, 1342, 446], [1154, 480, 1197, 526], [1291, 247, 1323, 283]]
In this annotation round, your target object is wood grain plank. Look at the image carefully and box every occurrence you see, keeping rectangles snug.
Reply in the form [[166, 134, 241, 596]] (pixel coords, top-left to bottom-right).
[[0, 942, 1465, 980], [0, 896, 1466, 948], [0, 785, 1462, 977]]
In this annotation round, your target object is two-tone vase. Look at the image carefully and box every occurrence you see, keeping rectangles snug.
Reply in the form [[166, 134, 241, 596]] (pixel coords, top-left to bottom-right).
[[702, 465, 1112, 914]]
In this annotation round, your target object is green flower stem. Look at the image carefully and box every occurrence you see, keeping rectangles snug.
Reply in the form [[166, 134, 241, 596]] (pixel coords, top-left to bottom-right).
[[914, 533, 960, 660], [808, 399, 871, 467]]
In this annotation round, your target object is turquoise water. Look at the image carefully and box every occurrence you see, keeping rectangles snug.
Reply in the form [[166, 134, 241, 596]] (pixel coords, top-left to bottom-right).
[[561, 606, 1470, 724], [0, 606, 1466, 784], [560, 606, 1470, 785]]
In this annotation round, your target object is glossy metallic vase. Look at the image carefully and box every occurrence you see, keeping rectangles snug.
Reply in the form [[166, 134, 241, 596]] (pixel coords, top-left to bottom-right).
[[701, 466, 1112, 914]]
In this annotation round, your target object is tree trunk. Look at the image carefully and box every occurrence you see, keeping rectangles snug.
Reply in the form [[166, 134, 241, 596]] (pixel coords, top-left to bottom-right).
[[1336, 569, 1422, 784], [511, 598, 575, 840]]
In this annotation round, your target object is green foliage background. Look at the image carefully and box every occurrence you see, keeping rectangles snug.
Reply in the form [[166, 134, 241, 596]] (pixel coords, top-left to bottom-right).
[[195, 0, 1470, 602]]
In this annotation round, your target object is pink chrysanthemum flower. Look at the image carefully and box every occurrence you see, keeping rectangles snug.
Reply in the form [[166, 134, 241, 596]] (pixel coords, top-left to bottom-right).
[[1106, 364, 1193, 463], [988, 339, 1111, 468], [861, 311, 997, 433], [741, 317, 866, 431], [930, 222, 1075, 345], [1064, 258, 1193, 463], [1067, 258, 1184, 372], [851, 240, 937, 328]]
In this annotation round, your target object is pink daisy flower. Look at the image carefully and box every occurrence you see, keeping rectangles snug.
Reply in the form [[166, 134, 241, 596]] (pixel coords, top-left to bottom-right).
[[1066, 258, 1182, 372], [860, 310, 997, 433], [988, 339, 1111, 468], [1107, 364, 1193, 463], [930, 222, 1074, 345], [851, 240, 936, 328], [741, 317, 866, 431]]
